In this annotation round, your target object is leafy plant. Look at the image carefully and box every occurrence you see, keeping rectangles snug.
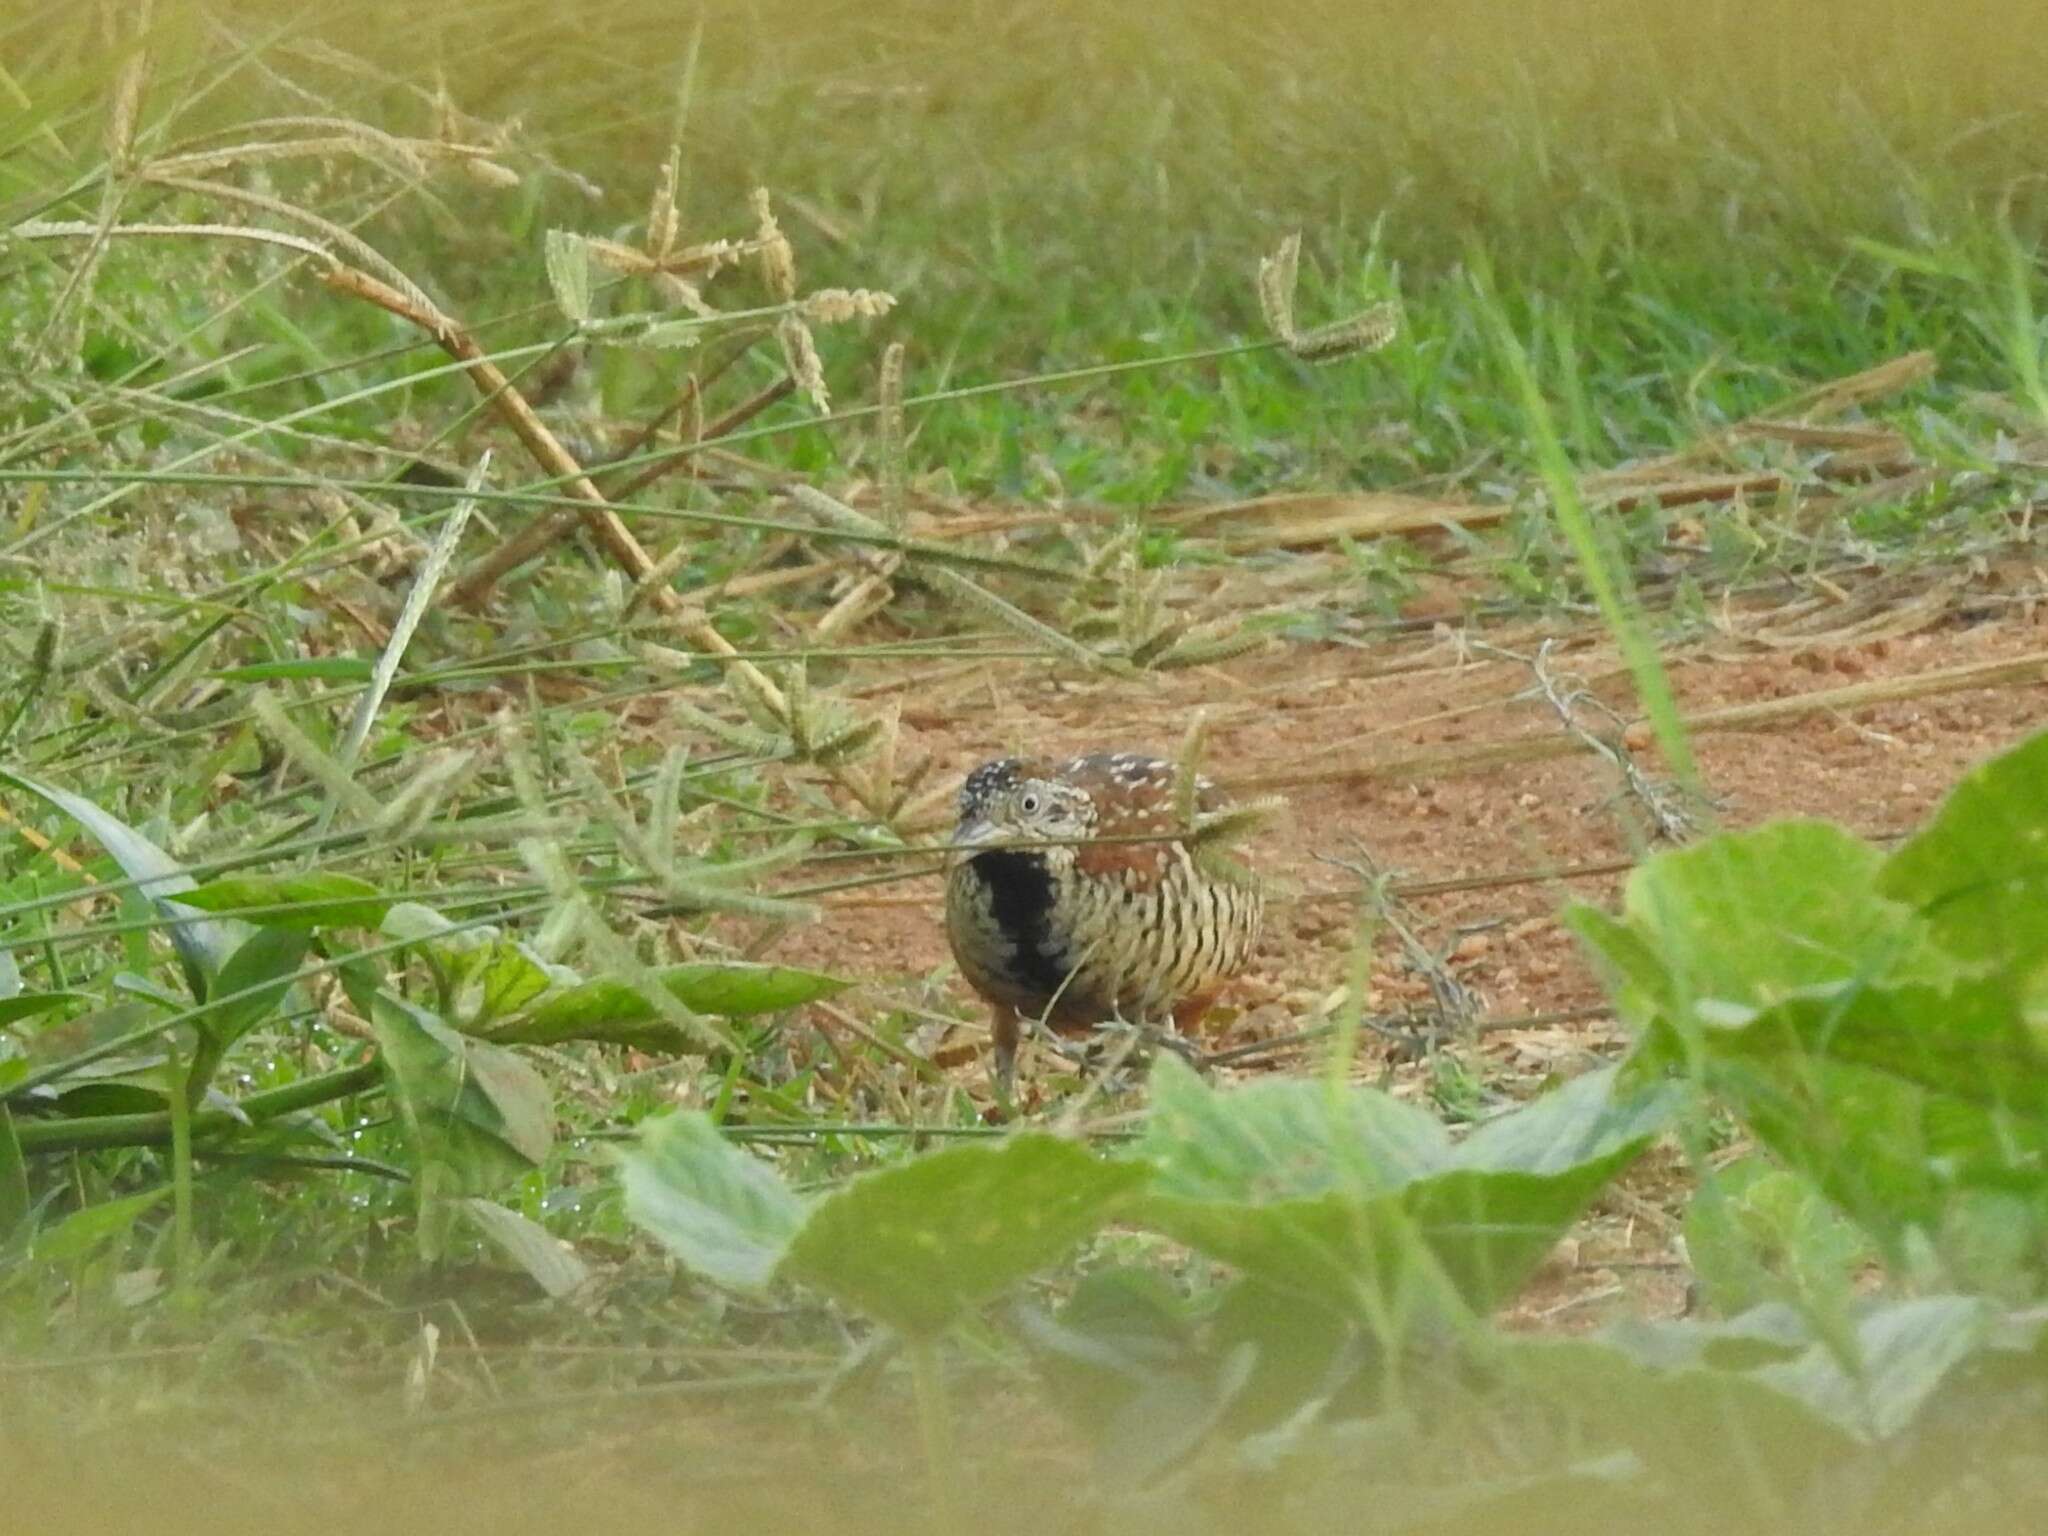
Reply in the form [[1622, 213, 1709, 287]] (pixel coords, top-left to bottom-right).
[[0, 776, 847, 1269], [1570, 734, 2048, 1289], [617, 730, 2048, 1523], [624, 1116, 1146, 1514], [1128, 1056, 1674, 1330]]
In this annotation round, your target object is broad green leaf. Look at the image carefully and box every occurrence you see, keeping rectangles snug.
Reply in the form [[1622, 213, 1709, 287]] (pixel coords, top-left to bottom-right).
[[1092, 1345, 1257, 1495], [1130, 1059, 1659, 1317], [1026, 1265, 1198, 1383], [1562, 903, 1672, 1031], [1451, 1064, 1678, 1174], [1405, 1156, 1649, 1312], [0, 767, 247, 991], [381, 900, 458, 946], [1140, 1156, 1649, 1323], [11, 999, 156, 1067], [1133, 1188, 1434, 1313], [1138, 1053, 1451, 1202], [450, 940, 557, 1030], [194, 926, 309, 1050], [370, 990, 552, 1208], [1684, 1159, 1872, 1321], [111, 972, 187, 1011], [28, 1185, 172, 1266], [213, 657, 374, 683], [0, 992, 90, 1026], [177, 872, 391, 929], [495, 962, 849, 1049], [620, 1111, 806, 1293], [1021, 1267, 1256, 1493], [1692, 977, 2048, 1256], [1209, 1276, 1373, 1435], [1706, 976, 2048, 1121], [1581, 821, 1953, 1027], [783, 1134, 1147, 1337], [1603, 1304, 1816, 1371], [1502, 1333, 1858, 1513], [1880, 731, 2048, 968], [1755, 1295, 1993, 1440], [1416, 1069, 1677, 1305], [380, 904, 563, 1030], [461, 1198, 593, 1300], [1937, 1189, 2046, 1302], [181, 924, 311, 1102], [52, 1079, 171, 1117]]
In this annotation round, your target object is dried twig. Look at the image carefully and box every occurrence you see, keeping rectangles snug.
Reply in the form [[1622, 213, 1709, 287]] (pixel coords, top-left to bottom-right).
[[1238, 648, 2048, 793], [323, 265, 668, 606], [1201, 1003, 1615, 1069], [606, 370, 795, 504], [321, 263, 909, 828], [1479, 638, 1706, 844], [1316, 845, 1480, 1044]]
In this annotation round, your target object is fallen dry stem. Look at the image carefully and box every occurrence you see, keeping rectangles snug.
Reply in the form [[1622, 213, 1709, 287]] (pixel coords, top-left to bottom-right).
[[1318, 846, 1480, 1033], [1201, 1002, 1615, 1069], [1237, 647, 2048, 793], [321, 264, 671, 605], [1493, 639, 1703, 843], [597, 328, 762, 483], [1165, 350, 1938, 553], [607, 371, 796, 504], [320, 262, 905, 828], [1582, 349, 1937, 491]]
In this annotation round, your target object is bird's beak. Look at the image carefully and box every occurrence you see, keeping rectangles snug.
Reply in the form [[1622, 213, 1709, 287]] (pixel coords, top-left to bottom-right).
[[947, 818, 1001, 866]]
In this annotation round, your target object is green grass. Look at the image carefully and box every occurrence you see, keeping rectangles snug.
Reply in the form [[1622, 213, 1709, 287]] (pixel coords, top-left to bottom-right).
[[4, 1, 2048, 1528], [9, 0, 2048, 506]]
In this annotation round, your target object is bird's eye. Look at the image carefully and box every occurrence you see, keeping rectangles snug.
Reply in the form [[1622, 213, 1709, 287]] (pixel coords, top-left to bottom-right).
[[1017, 791, 1042, 814]]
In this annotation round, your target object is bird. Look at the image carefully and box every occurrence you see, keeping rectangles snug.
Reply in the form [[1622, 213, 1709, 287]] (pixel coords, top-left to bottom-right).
[[943, 750, 1264, 1092]]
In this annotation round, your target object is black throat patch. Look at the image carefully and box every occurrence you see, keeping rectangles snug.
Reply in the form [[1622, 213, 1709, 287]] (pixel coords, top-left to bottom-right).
[[965, 850, 1070, 996]]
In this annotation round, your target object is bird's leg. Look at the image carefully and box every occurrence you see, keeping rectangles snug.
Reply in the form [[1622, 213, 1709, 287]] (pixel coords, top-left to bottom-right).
[[989, 1002, 1021, 1108], [1161, 992, 1217, 1072]]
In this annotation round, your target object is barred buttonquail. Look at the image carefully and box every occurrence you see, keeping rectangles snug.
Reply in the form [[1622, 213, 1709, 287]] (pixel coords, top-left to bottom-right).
[[943, 751, 1264, 1088]]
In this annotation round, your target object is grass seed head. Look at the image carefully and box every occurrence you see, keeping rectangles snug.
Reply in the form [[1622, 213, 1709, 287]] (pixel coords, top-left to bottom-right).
[[751, 186, 798, 302], [777, 314, 829, 411], [877, 339, 908, 529], [1257, 231, 1303, 343], [801, 288, 896, 324], [647, 147, 680, 258], [1289, 301, 1401, 363]]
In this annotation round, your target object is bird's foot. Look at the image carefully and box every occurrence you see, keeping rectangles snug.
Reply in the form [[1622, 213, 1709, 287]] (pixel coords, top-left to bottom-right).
[[1069, 1018, 1202, 1087]]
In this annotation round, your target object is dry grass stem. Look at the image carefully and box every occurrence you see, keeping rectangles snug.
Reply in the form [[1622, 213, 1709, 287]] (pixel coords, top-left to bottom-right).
[[1239, 647, 2048, 793]]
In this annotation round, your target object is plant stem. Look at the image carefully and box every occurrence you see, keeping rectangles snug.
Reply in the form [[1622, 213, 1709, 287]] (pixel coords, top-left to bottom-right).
[[12, 1061, 383, 1154], [166, 1033, 195, 1299], [1466, 247, 1702, 799], [0, 1105, 29, 1233], [907, 1335, 962, 1534]]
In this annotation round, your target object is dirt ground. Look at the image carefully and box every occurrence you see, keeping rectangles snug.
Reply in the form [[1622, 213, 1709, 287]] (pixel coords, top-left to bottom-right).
[[763, 565, 2048, 1327]]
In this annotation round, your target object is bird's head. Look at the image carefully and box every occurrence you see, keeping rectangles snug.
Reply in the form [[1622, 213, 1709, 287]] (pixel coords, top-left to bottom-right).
[[949, 757, 1095, 868]]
